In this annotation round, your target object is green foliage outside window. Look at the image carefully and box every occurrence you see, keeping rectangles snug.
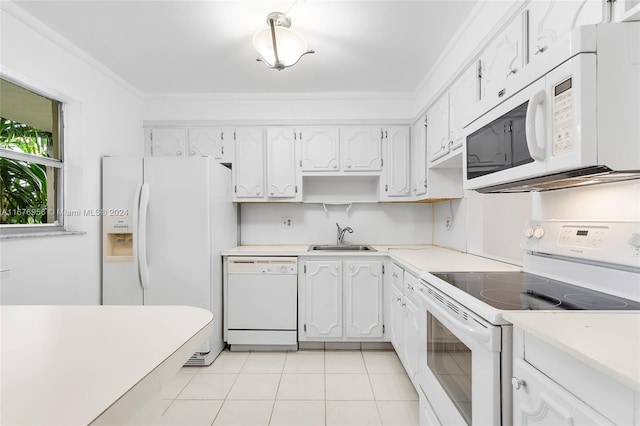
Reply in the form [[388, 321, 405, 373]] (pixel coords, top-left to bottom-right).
[[0, 118, 53, 224]]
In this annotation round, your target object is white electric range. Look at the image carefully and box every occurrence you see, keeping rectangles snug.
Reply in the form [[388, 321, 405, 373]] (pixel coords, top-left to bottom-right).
[[416, 220, 640, 426]]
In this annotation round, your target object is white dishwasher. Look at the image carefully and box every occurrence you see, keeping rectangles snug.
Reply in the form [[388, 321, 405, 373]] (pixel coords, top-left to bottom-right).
[[226, 257, 298, 350]]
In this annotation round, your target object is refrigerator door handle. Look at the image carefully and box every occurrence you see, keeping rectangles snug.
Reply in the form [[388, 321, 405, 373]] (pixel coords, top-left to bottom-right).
[[138, 183, 151, 289]]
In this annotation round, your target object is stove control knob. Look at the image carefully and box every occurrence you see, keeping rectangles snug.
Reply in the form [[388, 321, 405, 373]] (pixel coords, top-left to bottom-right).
[[512, 377, 525, 390], [533, 228, 545, 239], [523, 227, 534, 238]]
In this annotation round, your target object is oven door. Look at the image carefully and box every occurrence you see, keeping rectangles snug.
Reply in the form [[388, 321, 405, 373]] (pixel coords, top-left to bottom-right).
[[416, 281, 502, 426]]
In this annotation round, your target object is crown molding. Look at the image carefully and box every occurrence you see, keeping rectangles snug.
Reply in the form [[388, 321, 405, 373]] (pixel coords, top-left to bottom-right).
[[143, 91, 415, 102]]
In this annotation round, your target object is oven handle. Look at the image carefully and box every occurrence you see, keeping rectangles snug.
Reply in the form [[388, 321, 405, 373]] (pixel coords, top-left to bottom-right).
[[417, 286, 500, 352]]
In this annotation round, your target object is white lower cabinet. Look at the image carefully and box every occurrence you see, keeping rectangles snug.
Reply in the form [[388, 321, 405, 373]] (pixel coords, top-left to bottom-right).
[[512, 358, 613, 425], [512, 328, 636, 426], [386, 263, 421, 385], [299, 258, 383, 342], [420, 387, 442, 426]]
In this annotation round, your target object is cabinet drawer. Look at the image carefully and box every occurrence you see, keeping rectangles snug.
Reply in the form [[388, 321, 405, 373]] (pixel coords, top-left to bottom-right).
[[522, 332, 634, 425], [513, 358, 613, 425]]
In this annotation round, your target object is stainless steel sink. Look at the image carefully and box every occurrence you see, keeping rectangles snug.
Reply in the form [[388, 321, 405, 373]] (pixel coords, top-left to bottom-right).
[[308, 245, 376, 252]]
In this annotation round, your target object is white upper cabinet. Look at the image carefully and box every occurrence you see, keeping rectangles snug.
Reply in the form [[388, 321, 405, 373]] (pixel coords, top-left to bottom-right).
[[147, 128, 187, 157], [449, 64, 479, 150], [427, 93, 450, 162], [340, 127, 383, 172], [427, 63, 476, 165], [381, 126, 411, 198], [233, 127, 264, 200], [187, 127, 235, 163], [411, 117, 427, 197], [266, 127, 301, 200], [479, 12, 525, 105], [527, 0, 606, 63], [613, 0, 640, 21], [299, 127, 340, 172]]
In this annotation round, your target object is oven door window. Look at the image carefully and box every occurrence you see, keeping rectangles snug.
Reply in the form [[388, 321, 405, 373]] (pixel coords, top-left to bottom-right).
[[427, 312, 473, 425]]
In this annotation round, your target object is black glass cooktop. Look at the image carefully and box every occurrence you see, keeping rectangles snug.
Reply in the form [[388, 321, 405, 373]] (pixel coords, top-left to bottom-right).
[[432, 271, 640, 311]]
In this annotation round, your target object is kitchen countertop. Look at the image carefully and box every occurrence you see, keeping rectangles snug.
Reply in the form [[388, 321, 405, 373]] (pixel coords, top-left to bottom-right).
[[221, 244, 521, 276], [504, 311, 640, 392], [1, 305, 213, 425]]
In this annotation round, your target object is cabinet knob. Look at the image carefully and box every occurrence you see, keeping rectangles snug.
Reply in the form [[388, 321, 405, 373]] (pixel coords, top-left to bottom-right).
[[346, 164, 352, 168], [256, 190, 261, 195], [508, 67, 518, 76], [405, 189, 409, 194], [190, 151, 195, 155], [401, 302, 406, 307], [221, 147, 224, 155], [270, 190, 275, 195], [407, 284, 414, 291], [177, 151, 182, 156], [395, 298, 402, 303], [534, 45, 546, 56], [392, 272, 397, 278], [511, 377, 525, 390], [333, 164, 338, 169]]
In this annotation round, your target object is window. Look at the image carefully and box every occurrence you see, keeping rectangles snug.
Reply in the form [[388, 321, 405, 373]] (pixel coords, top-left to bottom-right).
[[0, 78, 63, 230]]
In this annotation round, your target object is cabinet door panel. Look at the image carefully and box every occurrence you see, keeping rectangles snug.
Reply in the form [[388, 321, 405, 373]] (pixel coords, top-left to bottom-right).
[[512, 358, 613, 426], [449, 64, 478, 150], [149, 128, 186, 156], [266, 128, 297, 198], [384, 127, 411, 197], [234, 128, 264, 199], [341, 127, 382, 171], [305, 261, 343, 339], [412, 118, 427, 196], [344, 261, 383, 338], [427, 94, 450, 162], [479, 15, 524, 103], [403, 295, 420, 381], [300, 127, 340, 171], [390, 287, 404, 355], [188, 127, 223, 158], [528, 0, 605, 62]]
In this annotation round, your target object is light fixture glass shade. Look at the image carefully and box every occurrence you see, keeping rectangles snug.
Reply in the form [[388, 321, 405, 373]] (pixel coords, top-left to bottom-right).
[[253, 23, 313, 69]]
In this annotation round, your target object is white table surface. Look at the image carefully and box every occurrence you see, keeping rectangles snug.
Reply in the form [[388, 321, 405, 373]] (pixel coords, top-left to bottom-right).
[[1, 305, 213, 425], [504, 311, 640, 392]]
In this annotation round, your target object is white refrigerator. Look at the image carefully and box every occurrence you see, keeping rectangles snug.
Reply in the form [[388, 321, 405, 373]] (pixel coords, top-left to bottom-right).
[[102, 156, 237, 365]]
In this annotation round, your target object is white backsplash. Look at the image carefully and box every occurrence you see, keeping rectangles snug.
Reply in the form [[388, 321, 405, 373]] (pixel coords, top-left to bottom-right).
[[240, 203, 433, 245], [532, 180, 640, 221]]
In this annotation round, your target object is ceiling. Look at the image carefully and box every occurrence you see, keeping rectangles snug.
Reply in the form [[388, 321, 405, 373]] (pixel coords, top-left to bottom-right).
[[13, 1, 478, 96]]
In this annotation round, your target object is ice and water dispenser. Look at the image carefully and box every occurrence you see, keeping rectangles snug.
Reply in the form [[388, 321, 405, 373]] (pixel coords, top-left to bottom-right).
[[103, 216, 134, 261]]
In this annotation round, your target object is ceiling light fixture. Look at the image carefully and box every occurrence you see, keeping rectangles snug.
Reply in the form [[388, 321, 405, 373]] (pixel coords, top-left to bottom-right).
[[253, 11, 314, 71]]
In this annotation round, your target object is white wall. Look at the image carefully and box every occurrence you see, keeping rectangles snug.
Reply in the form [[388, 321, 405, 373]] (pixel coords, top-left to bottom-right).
[[532, 180, 640, 221], [0, 6, 143, 304], [240, 203, 432, 246], [433, 191, 532, 266]]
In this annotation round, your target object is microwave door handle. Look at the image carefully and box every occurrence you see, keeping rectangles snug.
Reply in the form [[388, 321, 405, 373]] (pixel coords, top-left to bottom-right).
[[525, 90, 546, 161]]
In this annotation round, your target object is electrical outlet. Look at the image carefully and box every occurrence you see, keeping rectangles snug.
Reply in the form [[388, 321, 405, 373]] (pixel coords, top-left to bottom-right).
[[281, 217, 293, 228], [446, 216, 453, 231]]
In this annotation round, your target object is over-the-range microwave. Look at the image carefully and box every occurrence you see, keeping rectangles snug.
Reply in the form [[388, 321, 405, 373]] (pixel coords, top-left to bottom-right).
[[464, 22, 640, 193]]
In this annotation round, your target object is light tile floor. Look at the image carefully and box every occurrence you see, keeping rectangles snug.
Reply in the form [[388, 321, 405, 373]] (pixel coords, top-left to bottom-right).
[[160, 349, 419, 426]]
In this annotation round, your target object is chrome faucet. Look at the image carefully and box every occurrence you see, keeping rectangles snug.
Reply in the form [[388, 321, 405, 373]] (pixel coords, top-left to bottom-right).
[[336, 222, 353, 245]]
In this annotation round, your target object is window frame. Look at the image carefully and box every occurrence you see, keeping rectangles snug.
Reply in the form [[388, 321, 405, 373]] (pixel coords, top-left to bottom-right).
[[0, 78, 65, 235]]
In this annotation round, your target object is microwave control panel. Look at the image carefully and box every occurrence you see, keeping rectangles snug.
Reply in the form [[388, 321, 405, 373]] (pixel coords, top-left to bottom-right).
[[552, 77, 574, 156]]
